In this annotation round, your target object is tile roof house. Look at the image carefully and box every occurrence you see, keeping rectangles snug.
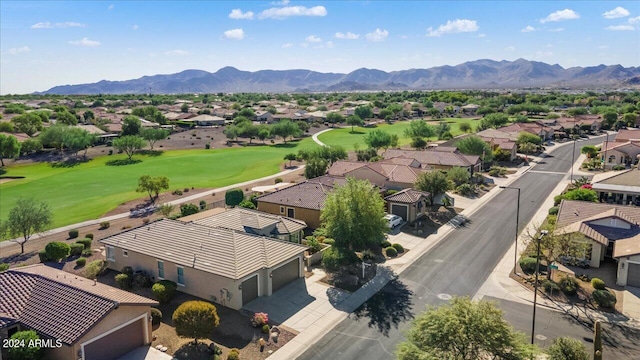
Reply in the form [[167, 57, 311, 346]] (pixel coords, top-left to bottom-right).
[[327, 160, 428, 190], [599, 140, 640, 169], [383, 149, 481, 173], [555, 200, 640, 287], [256, 175, 348, 229], [100, 219, 307, 309], [0, 264, 157, 360], [384, 189, 431, 222], [591, 168, 640, 206], [615, 129, 640, 143]]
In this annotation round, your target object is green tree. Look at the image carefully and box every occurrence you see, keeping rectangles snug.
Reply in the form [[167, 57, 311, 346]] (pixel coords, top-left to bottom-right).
[[3, 198, 52, 254], [11, 113, 43, 136], [404, 120, 436, 139], [354, 105, 373, 120], [304, 157, 328, 179], [180, 203, 199, 217], [547, 337, 589, 360], [478, 113, 509, 130], [363, 129, 395, 151], [320, 177, 387, 250], [83, 110, 95, 122], [622, 112, 637, 127], [456, 135, 493, 161], [397, 297, 535, 360], [270, 119, 301, 143], [136, 175, 170, 202], [257, 125, 271, 143], [20, 138, 42, 156], [237, 122, 258, 143], [436, 122, 452, 140], [157, 203, 174, 218], [55, 110, 78, 126], [519, 142, 537, 161], [37, 124, 67, 150], [516, 131, 542, 145], [602, 111, 617, 129], [225, 188, 244, 207], [172, 301, 220, 345], [140, 128, 169, 150], [113, 135, 145, 160], [0, 134, 21, 166], [181, 103, 189, 113], [121, 115, 142, 135], [224, 124, 239, 142], [447, 167, 470, 187], [63, 127, 94, 157], [561, 188, 598, 202], [414, 171, 450, 205], [326, 112, 344, 126], [7, 330, 44, 360], [238, 108, 255, 118], [459, 122, 472, 133], [346, 115, 364, 133], [284, 153, 297, 167], [410, 137, 427, 150]]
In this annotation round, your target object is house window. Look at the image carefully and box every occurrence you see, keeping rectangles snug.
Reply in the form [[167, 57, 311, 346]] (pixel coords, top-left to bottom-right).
[[280, 206, 285, 214], [287, 208, 295, 218], [123, 250, 128, 257], [106, 246, 115, 262], [157, 261, 164, 279], [608, 155, 615, 163], [177, 266, 185, 286]]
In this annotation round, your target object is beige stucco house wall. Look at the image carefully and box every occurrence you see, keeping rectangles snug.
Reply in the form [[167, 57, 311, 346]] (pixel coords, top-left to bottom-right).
[[616, 254, 640, 286], [258, 202, 322, 229]]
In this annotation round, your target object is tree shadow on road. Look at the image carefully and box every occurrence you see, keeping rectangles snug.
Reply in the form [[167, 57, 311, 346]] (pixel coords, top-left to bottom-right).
[[350, 276, 414, 337]]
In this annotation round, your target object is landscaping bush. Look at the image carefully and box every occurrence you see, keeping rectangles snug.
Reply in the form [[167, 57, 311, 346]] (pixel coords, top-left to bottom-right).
[[142, 218, 150, 225], [548, 206, 559, 215], [274, 177, 283, 184], [152, 280, 177, 303], [199, 200, 207, 210], [591, 277, 606, 290], [76, 238, 92, 249], [323, 238, 335, 246], [592, 289, 617, 308], [488, 166, 507, 177], [612, 165, 626, 170], [381, 240, 392, 248], [99, 221, 110, 229], [385, 246, 398, 257], [81, 249, 93, 257], [227, 348, 240, 360], [38, 250, 49, 263], [85, 260, 107, 279], [75, 257, 87, 267], [543, 280, 560, 294], [392, 243, 405, 253], [225, 188, 244, 207], [455, 183, 475, 196], [45, 241, 71, 262], [519, 257, 537, 273], [0, 263, 9, 272], [303, 237, 322, 254], [172, 189, 183, 196], [69, 243, 84, 256], [150, 308, 163, 326], [179, 203, 199, 217], [121, 266, 134, 275], [361, 249, 375, 261], [68, 229, 79, 239], [133, 271, 153, 288], [7, 330, 44, 360], [205, 143, 210, 149], [116, 273, 132, 289], [321, 247, 359, 271], [262, 324, 270, 334], [85, 233, 94, 240], [251, 312, 269, 327], [559, 276, 579, 296]]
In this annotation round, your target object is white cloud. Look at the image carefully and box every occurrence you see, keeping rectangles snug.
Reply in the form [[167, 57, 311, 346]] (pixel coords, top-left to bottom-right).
[[540, 9, 579, 23], [223, 28, 245, 40], [629, 16, 640, 24], [605, 24, 635, 31], [259, 6, 327, 19], [271, 0, 290, 5], [164, 49, 189, 56], [132, 24, 139, 30], [108, 4, 114, 10], [365, 28, 389, 42], [305, 35, 322, 43], [68, 37, 100, 47], [549, 28, 565, 32], [8, 46, 30, 55], [478, 33, 486, 38], [326, 41, 334, 48], [521, 25, 535, 32], [426, 19, 478, 37], [281, 43, 293, 48], [229, 9, 254, 20], [31, 21, 86, 29], [602, 7, 629, 19], [299, 42, 309, 48], [504, 46, 516, 52], [335, 31, 359, 40]]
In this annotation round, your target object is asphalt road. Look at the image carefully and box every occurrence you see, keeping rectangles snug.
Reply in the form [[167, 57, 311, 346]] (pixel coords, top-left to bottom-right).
[[299, 137, 611, 360]]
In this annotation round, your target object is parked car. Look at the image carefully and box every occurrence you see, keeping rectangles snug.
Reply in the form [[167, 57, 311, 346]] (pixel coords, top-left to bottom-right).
[[384, 214, 403, 229]]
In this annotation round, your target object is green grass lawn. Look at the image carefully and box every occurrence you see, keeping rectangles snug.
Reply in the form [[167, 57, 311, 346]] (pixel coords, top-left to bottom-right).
[[318, 119, 479, 150], [0, 139, 318, 231]]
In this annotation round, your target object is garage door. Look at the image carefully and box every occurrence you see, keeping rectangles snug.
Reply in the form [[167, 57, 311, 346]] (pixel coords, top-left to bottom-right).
[[628, 263, 640, 287], [83, 318, 144, 360], [242, 275, 259, 306], [391, 204, 408, 221], [271, 258, 300, 293]]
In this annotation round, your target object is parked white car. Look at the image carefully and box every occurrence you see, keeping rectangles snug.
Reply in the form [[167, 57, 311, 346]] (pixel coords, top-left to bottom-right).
[[384, 214, 403, 229]]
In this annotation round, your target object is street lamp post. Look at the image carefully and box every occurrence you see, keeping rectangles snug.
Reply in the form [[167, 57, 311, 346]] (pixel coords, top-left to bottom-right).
[[499, 186, 520, 275], [570, 137, 576, 182], [602, 132, 610, 172], [531, 229, 548, 345]]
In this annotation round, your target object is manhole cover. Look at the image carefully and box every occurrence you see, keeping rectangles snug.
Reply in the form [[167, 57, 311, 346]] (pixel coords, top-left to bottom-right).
[[536, 334, 547, 341], [437, 293, 452, 300]]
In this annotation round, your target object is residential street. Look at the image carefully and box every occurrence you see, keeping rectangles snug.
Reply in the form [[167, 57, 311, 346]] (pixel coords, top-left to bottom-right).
[[298, 138, 617, 360]]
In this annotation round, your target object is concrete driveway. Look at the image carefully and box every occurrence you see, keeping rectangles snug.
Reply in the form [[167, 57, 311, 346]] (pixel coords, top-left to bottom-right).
[[117, 346, 173, 360]]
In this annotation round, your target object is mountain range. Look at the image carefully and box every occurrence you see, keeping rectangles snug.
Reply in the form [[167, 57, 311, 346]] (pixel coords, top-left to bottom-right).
[[41, 58, 640, 94]]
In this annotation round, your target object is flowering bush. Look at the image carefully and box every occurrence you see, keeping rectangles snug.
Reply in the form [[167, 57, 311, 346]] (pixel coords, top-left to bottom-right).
[[580, 184, 592, 190], [251, 312, 269, 327]]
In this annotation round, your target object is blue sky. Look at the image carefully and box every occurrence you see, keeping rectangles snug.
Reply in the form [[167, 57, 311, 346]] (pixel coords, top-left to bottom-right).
[[1, 1, 639, 94]]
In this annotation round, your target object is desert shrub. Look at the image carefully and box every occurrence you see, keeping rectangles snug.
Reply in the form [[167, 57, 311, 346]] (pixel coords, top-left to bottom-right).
[[68, 229, 79, 239], [150, 308, 163, 325], [455, 183, 475, 196], [385, 246, 398, 257], [152, 280, 177, 303], [225, 188, 244, 207], [179, 203, 199, 217], [199, 200, 207, 210], [45, 241, 71, 262], [303, 237, 322, 254], [612, 165, 626, 170], [0, 263, 9, 272], [519, 257, 537, 273], [251, 312, 269, 327], [322, 247, 359, 271], [75, 257, 87, 267], [274, 177, 283, 184], [205, 143, 210, 149], [85, 233, 94, 240], [543, 280, 560, 294], [547, 337, 589, 360], [38, 250, 49, 262], [591, 278, 606, 290], [172, 189, 183, 195], [184, 188, 190, 192], [81, 249, 93, 257], [227, 348, 240, 360], [548, 206, 559, 215], [115, 273, 133, 289], [488, 166, 507, 177], [142, 218, 150, 224], [262, 324, 270, 334], [133, 271, 153, 288], [392, 243, 405, 253], [323, 238, 335, 246], [121, 266, 134, 275], [69, 243, 84, 256], [381, 240, 392, 248], [99, 221, 110, 229], [238, 199, 256, 209], [592, 289, 616, 308], [85, 260, 107, 279], [76, 238, 92, 249], [559, 276, 579, 296]]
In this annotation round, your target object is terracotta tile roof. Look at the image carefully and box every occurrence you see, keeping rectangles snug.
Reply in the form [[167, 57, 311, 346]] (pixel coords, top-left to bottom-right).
[[600, 140, 640, 152], [383, 149, 480, 168], [377, 157, 422, 168], [256, 175, 347, 210], [592, 168, 640, 188], [189, 207, 306, 235], [615, 129, 640, 142], [384, 188, 430, 203], [613, 235, 640, 258], [0, 265, 156, 345], [100, 219, 307, 280]]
